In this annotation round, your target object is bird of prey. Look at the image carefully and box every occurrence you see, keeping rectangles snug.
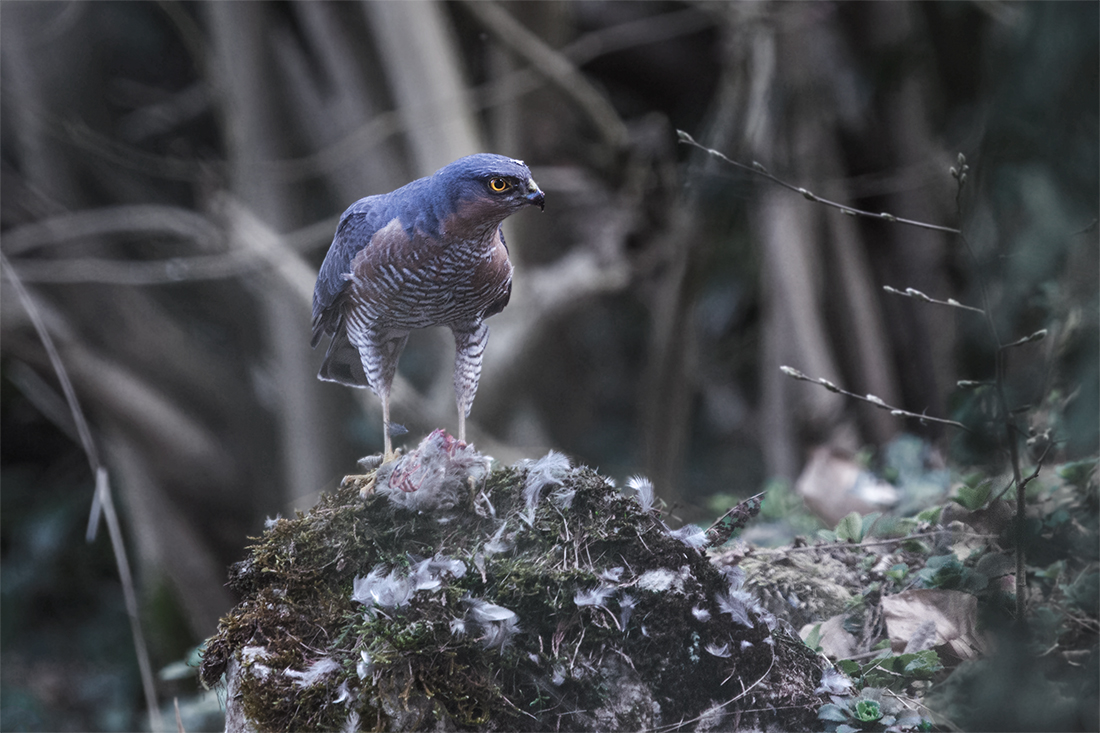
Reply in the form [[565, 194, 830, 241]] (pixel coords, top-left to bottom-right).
[[311, 154, 544, 459]]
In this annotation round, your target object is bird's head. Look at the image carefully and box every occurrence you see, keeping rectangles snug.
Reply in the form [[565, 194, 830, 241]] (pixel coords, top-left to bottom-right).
[[433, 154, 545, 230]]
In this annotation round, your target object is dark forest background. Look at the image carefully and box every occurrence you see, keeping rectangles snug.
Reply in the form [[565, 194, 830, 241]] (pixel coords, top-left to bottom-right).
[[1, 2, 1096, 730]]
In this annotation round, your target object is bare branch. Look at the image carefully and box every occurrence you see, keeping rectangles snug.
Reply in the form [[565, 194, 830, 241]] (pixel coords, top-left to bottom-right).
[[883, 285, 985, 315], [460, 0, 629, 151], [779, 365, 971, 432], [677, 131, 962, 235], [1, 204, 223, 256]]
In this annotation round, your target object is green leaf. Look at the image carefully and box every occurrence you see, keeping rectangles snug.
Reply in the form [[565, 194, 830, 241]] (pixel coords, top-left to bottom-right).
[[837, 659, 863, 677], [1056, 459, 1098, 490], [886, 563, 909, 583], [1066, 570, 1100, 613], [860, 512, 883, 540], [854, 699, 882, 722], [836, 512, 864, 543], [900, 649, 943, 677], [818, 703, 851, 722], [952, 479, 992, 510], [804, 623, 823, 652], [916, 505, 943, 523]]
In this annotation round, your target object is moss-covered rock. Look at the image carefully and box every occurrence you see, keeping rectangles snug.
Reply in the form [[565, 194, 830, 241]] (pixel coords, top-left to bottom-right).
[[201, 435, 828, 731]]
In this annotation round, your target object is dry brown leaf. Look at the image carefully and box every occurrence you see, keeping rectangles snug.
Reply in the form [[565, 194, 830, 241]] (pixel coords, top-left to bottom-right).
[[882, 588, 988, 661], [796, 446, 899, 526], [801, 613, 859, 659]]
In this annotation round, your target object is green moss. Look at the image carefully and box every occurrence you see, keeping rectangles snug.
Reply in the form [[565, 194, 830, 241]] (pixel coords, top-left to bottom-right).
[[201, 456, 827, 731]]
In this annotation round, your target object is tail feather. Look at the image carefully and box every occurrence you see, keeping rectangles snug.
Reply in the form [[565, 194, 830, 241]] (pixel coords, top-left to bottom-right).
[[317, 329, 371, 389]]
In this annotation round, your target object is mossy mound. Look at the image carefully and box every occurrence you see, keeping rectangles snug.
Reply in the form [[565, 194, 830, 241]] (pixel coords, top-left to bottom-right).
[[201, 438, 828, 731]]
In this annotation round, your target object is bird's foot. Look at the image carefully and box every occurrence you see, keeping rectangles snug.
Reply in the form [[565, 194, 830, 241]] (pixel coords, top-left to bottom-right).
[[344, 449, 402, 497], [340, 473, 377, 497]]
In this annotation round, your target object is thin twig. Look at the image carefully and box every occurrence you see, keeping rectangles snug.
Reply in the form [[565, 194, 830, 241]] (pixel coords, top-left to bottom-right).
[[677, 131, 962, 235], [778, 529, 999, 553], [1, 254, 163, 732], [779, 366, 972, 432], [882, 285, 985, 315], [2, 254, 101, 470]]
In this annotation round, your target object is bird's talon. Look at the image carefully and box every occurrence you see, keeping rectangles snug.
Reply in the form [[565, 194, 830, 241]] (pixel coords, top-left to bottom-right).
[[359, 474, 376, 498], [339, 472, 378, 497]]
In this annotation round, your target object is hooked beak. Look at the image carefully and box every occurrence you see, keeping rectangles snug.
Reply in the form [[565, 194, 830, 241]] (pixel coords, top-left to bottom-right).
[[525, 180, 545, 211]]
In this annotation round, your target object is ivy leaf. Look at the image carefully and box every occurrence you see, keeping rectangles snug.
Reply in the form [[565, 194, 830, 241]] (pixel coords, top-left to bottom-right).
[[836, 512, 864, 543], [953, 480, 992, 510]]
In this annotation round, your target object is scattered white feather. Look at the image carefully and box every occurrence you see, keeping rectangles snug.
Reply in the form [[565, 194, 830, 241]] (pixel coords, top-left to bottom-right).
[[264, 514, 283, 530], [356, 651, 373, 680], [285, 657, 341, 688], [549, 485, 576, 509], [598, 567, 625, 583], [449, 616, 467, 637], [637, 566, 689, 594], [484, 522, 513, 555], [715, 590, 754, 627], [704, 642, 732, 658], [669, 523, 709, 549], [720, 565, 746, 591], [692, 606, 712, 622], [480, 616, 520, 651], [521, 451, 572, 512], [815, 667, 854, 696], [626, 475, 656, 512], [408, 553, 467, 591], [740, 640, 753, 650], [350, 566, 384, 604], [355, 558, 463, 610], [574, 585, 615, 608], [760, 609, 777, 630], [334, 680, 352, 704], [351, 565, 413, 610], [551, 666, 567, 686], [619, 593, 637, 629], [518, 505, 538, 527], [340, 710, 360, 733], [467, 598, 517, 623]]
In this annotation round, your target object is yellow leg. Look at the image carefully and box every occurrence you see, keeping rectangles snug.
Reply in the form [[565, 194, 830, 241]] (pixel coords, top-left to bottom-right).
[[381, 389, 394, 459]]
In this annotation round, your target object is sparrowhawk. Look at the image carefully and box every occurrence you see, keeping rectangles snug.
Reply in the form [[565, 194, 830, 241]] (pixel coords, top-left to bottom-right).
[[311, 154, 544, 457]]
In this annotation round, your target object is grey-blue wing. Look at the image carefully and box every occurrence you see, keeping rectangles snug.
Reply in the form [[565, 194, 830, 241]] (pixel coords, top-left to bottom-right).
[[311, 194, 392, 347]]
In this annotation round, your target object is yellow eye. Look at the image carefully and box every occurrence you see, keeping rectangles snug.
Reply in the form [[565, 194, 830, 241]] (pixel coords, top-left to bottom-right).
[[488, 177, 511, 193]]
